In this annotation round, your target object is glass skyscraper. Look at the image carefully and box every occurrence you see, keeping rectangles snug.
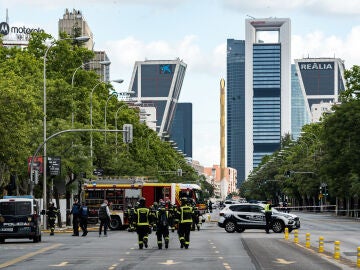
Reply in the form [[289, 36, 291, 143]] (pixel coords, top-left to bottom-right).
[[226, 39, 246, 185], [170, 103, 192, 158], [128, 59, 187, 137], [245, 18, 291, 178]]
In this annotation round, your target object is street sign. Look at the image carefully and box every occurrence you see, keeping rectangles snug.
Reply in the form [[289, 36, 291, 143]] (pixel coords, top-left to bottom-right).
[[28, 156, 43, 174], [48, 156, 61, 176]]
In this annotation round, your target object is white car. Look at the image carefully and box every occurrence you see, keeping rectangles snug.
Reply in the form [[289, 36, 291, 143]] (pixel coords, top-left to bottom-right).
[[218, 203, 300, 233]]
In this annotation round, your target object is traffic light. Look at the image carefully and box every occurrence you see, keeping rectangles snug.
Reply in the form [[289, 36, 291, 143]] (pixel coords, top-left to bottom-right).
[[33, 170, 39, 184], [122, 124, 133, 143], [177, 169, 182, 176], [284, 170, 292, 177]]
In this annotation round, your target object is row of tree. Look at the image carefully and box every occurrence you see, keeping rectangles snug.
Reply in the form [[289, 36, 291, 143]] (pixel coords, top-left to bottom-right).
[[240, 65, 360, 216], [0, 32, 207, 202]]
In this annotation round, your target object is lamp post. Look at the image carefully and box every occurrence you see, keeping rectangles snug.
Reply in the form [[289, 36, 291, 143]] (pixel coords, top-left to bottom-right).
[[70, 60, 111, 127], [89, 79, 123, 158], [115, 104, 127, 153], [43, 35, 89, 229], [104, 92, 119, 143]]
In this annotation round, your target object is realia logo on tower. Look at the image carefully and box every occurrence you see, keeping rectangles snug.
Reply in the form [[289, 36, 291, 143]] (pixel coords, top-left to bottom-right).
[[0, 22, 10, 36]]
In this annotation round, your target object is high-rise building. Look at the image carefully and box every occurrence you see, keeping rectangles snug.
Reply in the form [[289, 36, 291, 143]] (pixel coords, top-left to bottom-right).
[[58, 9, 110, 82], [226, 39, 246, 185], [170, 103, 192, 158], [293, 58, 345, 135], [291, 64, 311, 140], [128, 59, 187, 138], [245, 18, 291, 177], [58, 9, 94, 50]]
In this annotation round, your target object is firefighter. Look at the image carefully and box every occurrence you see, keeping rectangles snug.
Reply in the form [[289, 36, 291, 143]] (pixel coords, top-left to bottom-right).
[[149, 202, 158, 232], [134, 197, 151, 249], [155, 199, 170, 249], [126, 204, 136, 232], [46, 201, 59, 236], [192, 200, 201, 231], [177, 197, 194, 249]]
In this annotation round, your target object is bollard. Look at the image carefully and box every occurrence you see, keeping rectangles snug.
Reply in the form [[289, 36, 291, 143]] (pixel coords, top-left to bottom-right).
[[305, 233, 311, 248], [318, 236, 324, 253], [293, 229, 299, 244], [357, 246, 360, 268], [334, 241, 340, 260], [284, 227, 289, 240], [207, 214, 211, 222]]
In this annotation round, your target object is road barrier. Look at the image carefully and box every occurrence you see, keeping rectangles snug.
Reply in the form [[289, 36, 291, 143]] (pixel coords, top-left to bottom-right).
[[318, 236, 324, 253], [293, 229, 299, 243], [305, 233, 311, 248], [334, 240, 341, 260], [284, 227, 289, 240]]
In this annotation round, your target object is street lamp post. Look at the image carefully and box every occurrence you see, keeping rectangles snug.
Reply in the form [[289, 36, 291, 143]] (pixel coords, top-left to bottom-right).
[[104, 92, 119, 143], [89, 79, 123, 159], [70, 61, 111, 127], [115, 104, 127, 153], [43, 36, 89, 229]]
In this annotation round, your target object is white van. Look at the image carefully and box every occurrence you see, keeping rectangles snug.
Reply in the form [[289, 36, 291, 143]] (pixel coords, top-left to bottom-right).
[[0, 195, 42, 243]]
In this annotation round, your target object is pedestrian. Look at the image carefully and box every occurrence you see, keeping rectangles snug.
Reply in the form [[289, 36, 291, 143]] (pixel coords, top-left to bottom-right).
[[177, 197, 194, 249], [70, 198, 81, 236], [46, 201, 59, 236], [98, 199, 111, 237], [134, 197, 151, 249], [155, 199, 170, 249], [79, 202, 88, 236], [265, 199, 273, 234]]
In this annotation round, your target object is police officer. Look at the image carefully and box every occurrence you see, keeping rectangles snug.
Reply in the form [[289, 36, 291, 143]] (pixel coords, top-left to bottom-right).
[[79, 202, 88, 236], [134, 197, 151, 249], [155, 199, 170, 249], [70, 198, 81, 236], [46, 201, 59, 236], [265, 200, 273, 234], [177, 197, 194, 249]]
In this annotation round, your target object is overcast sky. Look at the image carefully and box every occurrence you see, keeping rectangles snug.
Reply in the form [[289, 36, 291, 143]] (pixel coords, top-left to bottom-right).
[[1, 0, 360, 167]]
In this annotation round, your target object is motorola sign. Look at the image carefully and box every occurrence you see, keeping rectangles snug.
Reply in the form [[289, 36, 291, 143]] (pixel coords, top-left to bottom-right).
[[0, 22, 9, 35], [0, 21, 44, 38]]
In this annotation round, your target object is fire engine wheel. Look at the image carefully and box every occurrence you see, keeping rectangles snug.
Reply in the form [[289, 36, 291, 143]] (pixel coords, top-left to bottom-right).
[[109, 216, 122, 230]]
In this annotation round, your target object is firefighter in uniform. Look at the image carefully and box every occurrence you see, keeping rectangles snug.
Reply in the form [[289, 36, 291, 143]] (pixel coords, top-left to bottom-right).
[[177, 197, 194, 249], [192, 200, 201, 231], [168, 202, 177, 232], [125, 204, 136, 232], [134, 197, 151, 249], [155, 199, 170, 249], [265, 200, 272, 234], [46, 202, 59, 236]]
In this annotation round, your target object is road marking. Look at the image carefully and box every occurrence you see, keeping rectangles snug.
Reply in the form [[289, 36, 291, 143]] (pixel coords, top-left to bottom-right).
[[159, 260, 180, 265], [274, 258, 296, 265], [0, 243, 62, 269], [109, 263, 118, 269], [49, 262, 68, 267], [119, 258, 125, 262]]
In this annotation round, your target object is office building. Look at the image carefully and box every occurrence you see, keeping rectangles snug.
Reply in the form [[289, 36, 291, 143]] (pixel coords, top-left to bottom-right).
[[291, 64, 311, 140], [170, 103, 192, 158], [226, 39, 246, 185], [293, 58, 345, 134], [245, 18, 291, 178], [58, 9, 110, 82], [128, 59, 187, 138]]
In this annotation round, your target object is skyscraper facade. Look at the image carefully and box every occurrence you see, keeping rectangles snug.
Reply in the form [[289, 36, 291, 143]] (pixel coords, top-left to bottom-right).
[[291, 64, 311, 140], [128, 59, 187, 138], [226, 39, 246, 185], [58, 9, 110, 82], [170, 103, 192, 158], [293, 58, 345, 129], [245, 18, 291, 177]]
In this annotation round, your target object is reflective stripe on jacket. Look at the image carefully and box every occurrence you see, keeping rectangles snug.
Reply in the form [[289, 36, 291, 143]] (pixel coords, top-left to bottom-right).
[[180, 206, 193, 223], [136, 207, 150, 225]]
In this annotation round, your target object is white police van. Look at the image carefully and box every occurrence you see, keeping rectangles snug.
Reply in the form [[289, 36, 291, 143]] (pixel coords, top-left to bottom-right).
[[0, 195, 42, 243]]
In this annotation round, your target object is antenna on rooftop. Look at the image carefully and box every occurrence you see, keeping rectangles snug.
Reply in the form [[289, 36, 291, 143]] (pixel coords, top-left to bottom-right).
[[246, 14, 255, 19]]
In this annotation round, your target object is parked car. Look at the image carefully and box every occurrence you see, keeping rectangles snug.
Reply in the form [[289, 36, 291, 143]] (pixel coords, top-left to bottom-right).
[[218, 203, 300, 233]]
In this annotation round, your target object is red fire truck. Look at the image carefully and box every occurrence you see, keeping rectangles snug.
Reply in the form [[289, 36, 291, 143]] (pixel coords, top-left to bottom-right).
[[81, 179, 206, 230]]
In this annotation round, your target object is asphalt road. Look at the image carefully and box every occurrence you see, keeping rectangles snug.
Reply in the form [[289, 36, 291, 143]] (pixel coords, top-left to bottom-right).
[[0, 210, 358, 270]]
